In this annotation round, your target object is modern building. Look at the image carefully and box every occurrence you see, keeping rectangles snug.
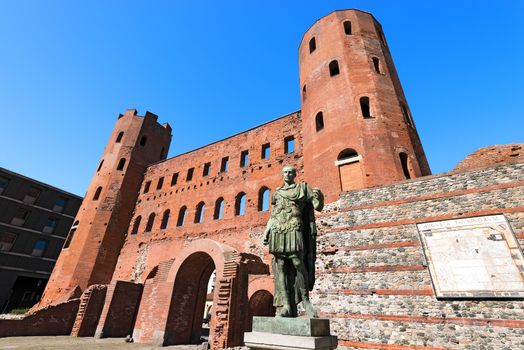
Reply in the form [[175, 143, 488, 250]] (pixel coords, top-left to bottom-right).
[[0, 167, 82, 313]]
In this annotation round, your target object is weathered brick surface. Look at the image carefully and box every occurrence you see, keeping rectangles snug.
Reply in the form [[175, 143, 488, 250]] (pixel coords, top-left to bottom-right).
[[455, 143, 523, 172], [71, 284, 107, 337]]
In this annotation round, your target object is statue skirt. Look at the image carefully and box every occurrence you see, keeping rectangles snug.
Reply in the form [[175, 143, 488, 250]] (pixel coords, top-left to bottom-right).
[[269, 228, 303, 254]]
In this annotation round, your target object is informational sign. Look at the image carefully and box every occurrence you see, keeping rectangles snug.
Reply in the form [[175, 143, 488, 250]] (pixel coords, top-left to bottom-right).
[[417, 214, 524, 298]]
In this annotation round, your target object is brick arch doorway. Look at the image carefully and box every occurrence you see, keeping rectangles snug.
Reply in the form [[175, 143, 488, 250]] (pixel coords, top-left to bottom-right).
[[163, 239, 242, 349], [247, 276, 275, 331]]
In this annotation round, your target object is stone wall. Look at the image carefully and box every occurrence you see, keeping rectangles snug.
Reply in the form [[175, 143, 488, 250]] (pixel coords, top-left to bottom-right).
[[455, 143, 523, 172], [312, 163, 524, 349]]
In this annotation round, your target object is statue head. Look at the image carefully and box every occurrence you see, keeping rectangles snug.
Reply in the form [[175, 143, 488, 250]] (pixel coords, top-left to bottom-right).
[[282, 165, 296, 185]]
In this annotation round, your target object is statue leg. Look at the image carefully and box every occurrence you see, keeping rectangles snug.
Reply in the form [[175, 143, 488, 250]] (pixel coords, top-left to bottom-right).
[[274, 255, 291, 317], [291, 256, 318, 318]]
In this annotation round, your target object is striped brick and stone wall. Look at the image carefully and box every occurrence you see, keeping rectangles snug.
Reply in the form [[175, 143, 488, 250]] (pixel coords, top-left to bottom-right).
[[313, 163, 524, 349]]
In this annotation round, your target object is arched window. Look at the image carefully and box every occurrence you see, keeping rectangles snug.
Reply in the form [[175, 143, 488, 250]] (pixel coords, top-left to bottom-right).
[[372, 57, 380, 73], [140, 136, 147, 146], [258, 187, 270, 212], [63, 220, 79, 249], [360, 97, 372, 118], [329, 60, 340, 76], [343, 21, 352, 35], [214, 197, 224, 220], [131, 216, 141, 235], [302, 85, 307, 101], [399, 152, 412, 179], [97, 160, 104, 172], [309, 37, 316, 53], [338, 149, 359, 161], [315, 112, 324, 131], [93, 186, 102, 201], [117, 158, 126, 171], [145, 212, 155, 232], [195, 202, 205, 224], [235, 192, 247, 216], [160, 210, 170, 229], [116, 131, 124, 143], [177, 206, 187, 227], [160, 147, 165, 160], [401, 103, 414, 127]]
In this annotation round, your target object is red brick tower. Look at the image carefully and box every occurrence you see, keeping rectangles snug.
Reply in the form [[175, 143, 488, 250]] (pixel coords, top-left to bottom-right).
[[299, 10, 431, 202], [38, 110, 171, 307]]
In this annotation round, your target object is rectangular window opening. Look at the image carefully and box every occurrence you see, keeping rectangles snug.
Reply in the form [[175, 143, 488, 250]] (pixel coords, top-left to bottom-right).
[[187, 168, 194, 181], [220, 157, 229, 172], [32, 239, 48, 257], [171, 173, 179, 186], [261, 143, 270, 159], [0, 176, 9, 195], [240, 150, 249, 167], [0, 232, 17, 251], [144, 181, 151, 194], [203, 163, 211, 177], [284, 136, 295, 154], [157, 177, 164, 190]]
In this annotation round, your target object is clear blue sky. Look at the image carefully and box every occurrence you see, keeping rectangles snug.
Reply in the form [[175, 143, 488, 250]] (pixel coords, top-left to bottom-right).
[[1, 1, 523, 196]]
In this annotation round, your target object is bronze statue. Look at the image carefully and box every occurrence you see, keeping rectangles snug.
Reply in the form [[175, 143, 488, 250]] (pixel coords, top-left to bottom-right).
[[263, 165, 324, 317]]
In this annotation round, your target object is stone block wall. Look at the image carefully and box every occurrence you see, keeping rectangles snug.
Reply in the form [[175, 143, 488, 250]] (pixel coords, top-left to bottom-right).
[[313, 163, 524, 349]]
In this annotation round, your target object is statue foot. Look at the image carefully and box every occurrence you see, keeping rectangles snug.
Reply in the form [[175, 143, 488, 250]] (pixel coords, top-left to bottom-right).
[[276, 306, 291, 317], [303, 299, 318, 318]]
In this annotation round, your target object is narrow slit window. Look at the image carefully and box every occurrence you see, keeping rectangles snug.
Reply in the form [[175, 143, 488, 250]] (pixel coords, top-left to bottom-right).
[[157, 177, 164, 190], [261, 143, 270, 159], [302, 85, 307, 101], [195, 202, 205, 224], [171, 173, 179, 186], [344, 21, 352, 35], [93, 186, 102, 201], [401, 103, 414, 127], [117, 158, 126, 171], [258, 187, 270, 212], [309, 37, 316, 53], [220, 157, 229, 172], [372, 57, 380, 73], [177, 206, 187, 227], [399, 153, 411, 179], [131, 216, 141, 235], [140, 136, 147, 146], [145, 213, 155, 232], [240, 150, 249, 167], [360, 97, 372, 118], [315, 112, 324, 131], [160, 147, 166, 160], [97, 160, 104, 172], [284, 136, 295, 154], [203, 163, 211, 177], [329, 60, 340, 76], [63, 221, 79, 248], [116, 132, 124, 143], [144, 181, 151, 194], [235, 193, 247, 216], [160, 210, 170, 229], [186, 168, 194, 181], [214, 197, 224, 220]]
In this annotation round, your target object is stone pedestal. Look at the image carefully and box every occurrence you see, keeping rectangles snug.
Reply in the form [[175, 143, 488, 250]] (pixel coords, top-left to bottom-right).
[[244, 317, 337, 350]]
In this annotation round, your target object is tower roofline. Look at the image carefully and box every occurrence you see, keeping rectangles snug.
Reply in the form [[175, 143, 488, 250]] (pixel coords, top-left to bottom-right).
[[298, 9, 380, 49]]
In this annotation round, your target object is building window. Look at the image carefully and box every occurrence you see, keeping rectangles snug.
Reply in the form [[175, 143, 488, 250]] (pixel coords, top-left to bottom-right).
[[186, 168, 194, 181], [195, 202, 205, 224], [32, 239, 48, 257], [309, 37, 316, 53], [235, 192, 247, 216], [171, 173, 179, 186], [97, 160, 104, 172], [240, 150, 249, 167], [360, 96, 372, 118], [372, 57, 381, 73], [117, 158, 126, 171], [343, 21, 352, 35], [315, 112, 324, 131], [399, 152, 412, 179], [157, 177, 164, 190], [284, 136, 295, 154], [116, 131, 124, 143], [131, 216, 141, 235], [261, 143, 270, 160], [329, 60, 340, 76], [302, 85, 307, 101], [145, 213, 156, 232], [43, 217, 58, 234], [160, 147, 166, 160], [214, 197, 224, 220], [220, 157, 229, 172], [23, 187, 41, 204], [144, 181, 151, 194], [93, 186, 102, 201], [53, 197, 67, 213], [0, 232, 17, 251], [64, 220, 79, 248], [0, 176, 9, 195], [177, 206, 187, 227], [258, 187, 270, 212], [203, 163, 211, 177], [160, 210, 170, 229], [140, 136, 147, 146], [11, 208, 30, 226], [401, 103, 414, 127]]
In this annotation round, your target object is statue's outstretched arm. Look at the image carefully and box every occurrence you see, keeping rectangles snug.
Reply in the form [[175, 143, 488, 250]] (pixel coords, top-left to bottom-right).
[[307, 184, 324, 211]]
